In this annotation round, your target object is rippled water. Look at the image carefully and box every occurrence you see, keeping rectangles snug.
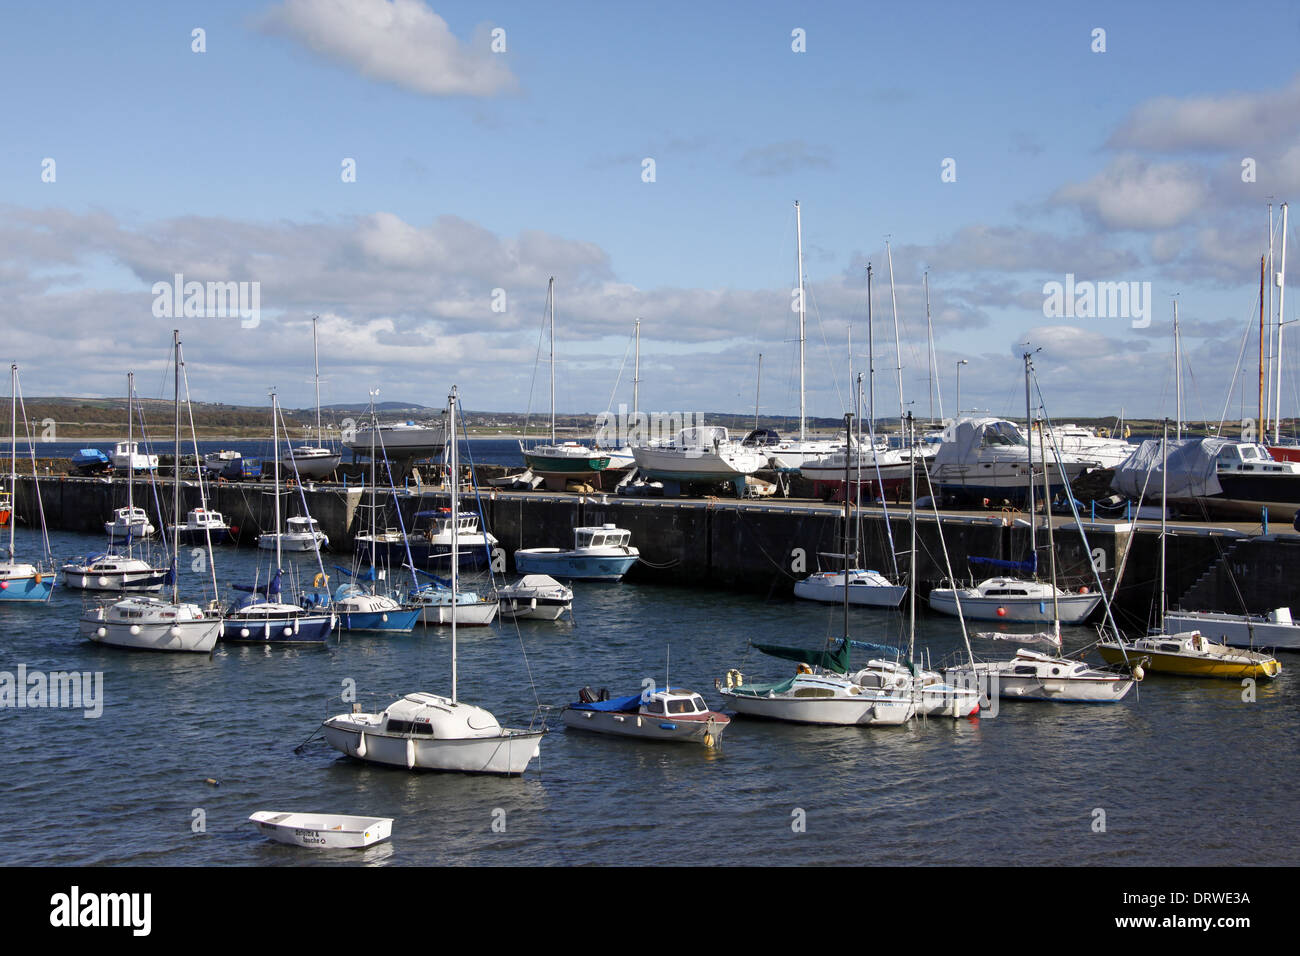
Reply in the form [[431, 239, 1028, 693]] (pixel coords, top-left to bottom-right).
[[1, 526, 1296, 866]]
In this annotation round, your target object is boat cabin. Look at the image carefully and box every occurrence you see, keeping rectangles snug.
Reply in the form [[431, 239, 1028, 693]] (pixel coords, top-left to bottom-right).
[[1215, 443, 1298, 474], [574, 524, 631, 550]]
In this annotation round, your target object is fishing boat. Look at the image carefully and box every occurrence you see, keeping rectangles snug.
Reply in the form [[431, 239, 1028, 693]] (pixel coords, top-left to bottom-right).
[[221, 392, 335, 646], [168, 507, 234, 545], [110, 440, 157, 472], [80, 332, 222, 652], [563, 685, 729, 746], [258, 515, 328, 552], [515, 524, 639, 581], [1098, 420, 1282, 679], [497, 574, 573, 621], [322, 386, 545, 775], [248, 811, 392, 849], [0, 365, 56, 603], [280, 316, 342, 480]]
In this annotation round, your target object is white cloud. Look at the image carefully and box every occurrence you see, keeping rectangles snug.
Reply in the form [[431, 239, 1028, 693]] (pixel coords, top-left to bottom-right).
[[1109, 75, 1300, 153], [260, 0, 516, 97], [1053, 156, 1209, 231]]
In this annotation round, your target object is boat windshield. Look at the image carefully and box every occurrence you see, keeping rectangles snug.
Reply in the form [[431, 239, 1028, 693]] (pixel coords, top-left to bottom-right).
[[981, 422, 1026, 447]]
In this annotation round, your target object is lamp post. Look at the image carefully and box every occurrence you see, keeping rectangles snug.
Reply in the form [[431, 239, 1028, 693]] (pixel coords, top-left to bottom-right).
[[955, 359, 969, 417]]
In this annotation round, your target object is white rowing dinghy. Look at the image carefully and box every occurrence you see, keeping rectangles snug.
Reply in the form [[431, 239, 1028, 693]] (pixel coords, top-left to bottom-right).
[[248, 811, 393, 849]]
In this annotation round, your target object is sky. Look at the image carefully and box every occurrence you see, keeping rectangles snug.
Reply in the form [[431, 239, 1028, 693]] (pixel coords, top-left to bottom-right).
[[3, 0, 1300, 429]]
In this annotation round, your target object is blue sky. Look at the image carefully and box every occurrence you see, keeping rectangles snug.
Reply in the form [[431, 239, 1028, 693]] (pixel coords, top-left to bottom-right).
[[3, 0, 1300, 428]]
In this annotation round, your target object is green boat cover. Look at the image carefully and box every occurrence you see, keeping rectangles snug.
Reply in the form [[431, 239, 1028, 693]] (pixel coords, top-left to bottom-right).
[[751, 638, 852, 674], [735, 676, 798, 696]]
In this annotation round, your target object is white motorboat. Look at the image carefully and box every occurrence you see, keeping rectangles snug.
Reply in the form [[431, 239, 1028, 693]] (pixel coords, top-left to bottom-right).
[[793, 569, 906, 608], [61, 552, 168, 592], [1035, 423, 1134, 469], [799, 446, 914, 490], [720, 665, 915, 725], [258, 515, 328, 552], [323, 385, 545, 775], [945, 648, 1135, 703], [409, 584, 499, 626], [929, 417, 1097, 505], [1, 364, 57, 603], [929, 576, 1101, 623], [515, 524, 639, 581], [110, 440, 157, 471], [104, 506, 155, 538], [496, 574, 573, 621], [81, 333, 224, 653], [563, 686, 729, 745], [631, 426, 768, 486], [248, 811, 392, 849]]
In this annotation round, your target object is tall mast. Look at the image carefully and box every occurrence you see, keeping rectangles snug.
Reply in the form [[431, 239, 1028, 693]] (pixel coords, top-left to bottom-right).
[[907, 412, 916, 665], [549, 277, 556, 444], [1039, 425, 1060, 633], [632, 317, 640, 420], [1173, 298, 1183, 440], [171, 331, 181, 604], [886, 241, 904, 438], [1274, 202, 1289, 444], [1024, 350, 1036, 564], [841, 412, 851, 642], [1260, 256, 1267, 432], [796, 201, 806, 442], [855, 372, 863, 562], [753, 353, 763, 432], [924, 272, 936, 422], [8, 364, 15, 560], [126, 371, 134, 553], [449, 385, 459, 702], [368, 390, 378, 574], [272, 391, 282, 571], [1267, 203, 1275, 436], [312, 314, 322, 446], [867, 264, 875, 432], [1160, 418, 1169, 627]]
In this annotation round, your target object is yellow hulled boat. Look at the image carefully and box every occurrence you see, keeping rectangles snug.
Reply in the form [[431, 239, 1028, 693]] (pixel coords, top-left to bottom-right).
[[1097, 630, 1281, 680]]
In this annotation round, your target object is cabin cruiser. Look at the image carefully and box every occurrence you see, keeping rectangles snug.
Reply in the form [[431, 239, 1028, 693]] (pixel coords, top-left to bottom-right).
[[497, 574, 573, 620], [945, 648, 1135, 703], [110, 441, 157, 471], [104, 506, 155, 538], [168, 507, 234, 545], [563, 686, 729, 745], [61, 552, 168, 592], [928, 576, 1101, 624], [631, 426, 768, 487], [258, 515, 328, 552], [1032, 423, 1134, 469], [355, 509, 496, 571], [515, 524, 639, 581], [928, 417, 1097, 505]]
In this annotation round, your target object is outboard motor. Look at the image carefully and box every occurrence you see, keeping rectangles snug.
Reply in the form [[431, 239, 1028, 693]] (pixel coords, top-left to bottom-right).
[[578, 686, 597, 704]]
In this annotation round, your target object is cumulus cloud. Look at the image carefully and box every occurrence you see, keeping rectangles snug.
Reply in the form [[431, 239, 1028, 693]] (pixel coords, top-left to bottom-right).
[[1109, 75, 1300, 153], [1053, 155, 1209, 230], [260, 0, 516, 97]]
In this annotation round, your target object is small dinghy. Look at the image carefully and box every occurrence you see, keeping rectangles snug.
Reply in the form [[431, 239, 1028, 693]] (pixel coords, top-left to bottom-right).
[[248, 811, 393, 849], [562, 686, 729, 746]]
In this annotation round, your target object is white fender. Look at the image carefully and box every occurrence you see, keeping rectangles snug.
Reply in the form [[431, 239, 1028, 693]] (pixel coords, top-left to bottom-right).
[[129, 624, 141, 636], [405, 737, 416, 769], [356, 732, 367, 758], [239, 628, 250, 638]]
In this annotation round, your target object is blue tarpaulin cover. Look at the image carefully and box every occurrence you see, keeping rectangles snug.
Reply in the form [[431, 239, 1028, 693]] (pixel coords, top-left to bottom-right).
[[569, 692, 643, 713]]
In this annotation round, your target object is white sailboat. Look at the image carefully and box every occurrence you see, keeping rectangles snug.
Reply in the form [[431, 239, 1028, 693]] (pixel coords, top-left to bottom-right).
[[0, 365, 56, 603], [323, 386, 545, 775], [103, 373, 157, 539], [80, 332, 222, 653]]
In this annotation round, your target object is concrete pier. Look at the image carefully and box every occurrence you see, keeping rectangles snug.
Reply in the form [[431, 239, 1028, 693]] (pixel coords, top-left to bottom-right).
[[10, 474, 1294, 626]]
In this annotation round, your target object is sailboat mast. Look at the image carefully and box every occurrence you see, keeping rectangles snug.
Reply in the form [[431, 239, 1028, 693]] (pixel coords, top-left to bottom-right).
[[886, 241, 904, 438], [312, 314, 322, 446], [867, 264, 875, 431], [172, 330, 181, 604], [272, 391, 283, 571], [907, 412, 917, 665], [449, 385, 459, 702], [754, 353, 763, 431], [633, 317, 640, 420], [924, 271, 938, 422], [1268, 203, 1275, 438], [1024, 351, 1036, 561], [1039, 426, 1060, 630], [126, 371, 134, 551], [1259, 256, 1267, 434], [1160, 418, 1169, 626], [1174, 298, 1183, 441], [796, 201, 806, 442], [842, 412, 851, 642], [549, 277, 556, 445], [1275, 202, 1289, 444], [855, 372, 863, 561], [8, 365, 15, 560]]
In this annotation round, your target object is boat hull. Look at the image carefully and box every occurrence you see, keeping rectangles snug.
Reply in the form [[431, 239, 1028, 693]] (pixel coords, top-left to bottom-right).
[[562, 708, 728, 744], [1096, 643, 1281, 680], [322, 723, 543, 775], [81, 613, 220, 653], [514, 549, 637, 581], [928, 590, 1101, 623], [498, 596, 571, 620], [0, 575, 55, 602], [945, 664, 1133, 703], [221, 611, 334, 644], [414, 601, 499, 626], [793, 574, 906, 608], [1162, 611, 1300, 651], [249, 812, 392, 849], [60, 567, 167, 592], [720, 689, 913, 726]]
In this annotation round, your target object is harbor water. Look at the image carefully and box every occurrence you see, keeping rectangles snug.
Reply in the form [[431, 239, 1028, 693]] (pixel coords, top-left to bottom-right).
[[0, 525, 1296, 867]]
